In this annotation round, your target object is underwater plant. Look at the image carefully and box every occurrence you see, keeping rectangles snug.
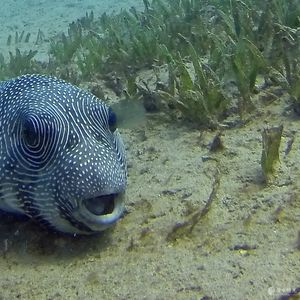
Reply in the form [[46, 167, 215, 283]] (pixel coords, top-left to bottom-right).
[[7, 48, 39, 77], [230, 38, 269, 112], [77, 11, 95, 30], [1, 0, 299, 127], [0, 54, 8, 80], [7, 31, 31, 46], [49, 21, 84, 65], [158, 36, 228, 126], [268, 22, 300, 112]]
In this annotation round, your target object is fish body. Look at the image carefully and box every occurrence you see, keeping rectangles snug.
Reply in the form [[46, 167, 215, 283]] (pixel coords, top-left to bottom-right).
[[0, 74, 127, 235]]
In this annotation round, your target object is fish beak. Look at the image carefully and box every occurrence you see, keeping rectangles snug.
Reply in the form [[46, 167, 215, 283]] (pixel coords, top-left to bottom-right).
[[75, 192, 125, 232]]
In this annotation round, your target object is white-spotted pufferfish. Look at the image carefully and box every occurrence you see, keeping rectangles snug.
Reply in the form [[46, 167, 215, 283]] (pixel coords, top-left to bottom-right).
[[0, 74, 127, 235]]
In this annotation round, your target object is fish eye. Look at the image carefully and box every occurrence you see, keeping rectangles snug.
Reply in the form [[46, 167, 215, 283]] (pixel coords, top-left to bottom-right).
[[108, 107, 117, 131], [22, 115, 40, 147]]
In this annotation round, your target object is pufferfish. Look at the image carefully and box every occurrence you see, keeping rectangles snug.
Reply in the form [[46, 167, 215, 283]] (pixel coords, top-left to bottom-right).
[[0, 74, 127, 235]]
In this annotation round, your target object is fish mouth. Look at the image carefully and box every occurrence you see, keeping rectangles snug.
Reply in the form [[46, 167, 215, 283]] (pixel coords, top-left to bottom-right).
[[77, 192, 125, 231], [83, 194, 116, 215]]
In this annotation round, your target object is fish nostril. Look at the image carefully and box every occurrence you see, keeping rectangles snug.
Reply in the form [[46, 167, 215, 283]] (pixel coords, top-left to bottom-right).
[[83, 194, 116, 215]]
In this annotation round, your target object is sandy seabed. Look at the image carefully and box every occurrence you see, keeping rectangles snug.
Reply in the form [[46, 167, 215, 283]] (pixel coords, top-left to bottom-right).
[[0, 0, 143, 61], [0, 1, 299, 300]]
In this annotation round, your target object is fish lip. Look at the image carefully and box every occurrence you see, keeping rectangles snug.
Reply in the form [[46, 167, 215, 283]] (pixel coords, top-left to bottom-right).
[[77, 192, 125, 230]]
